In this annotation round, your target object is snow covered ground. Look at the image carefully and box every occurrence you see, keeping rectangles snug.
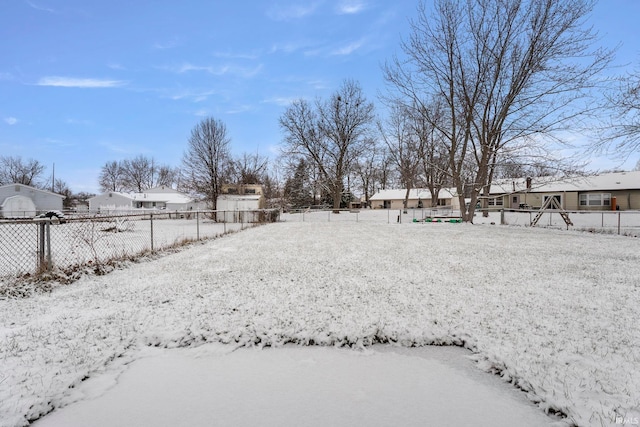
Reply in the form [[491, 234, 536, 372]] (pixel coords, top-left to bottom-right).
[[1, 216, 639, 426], [31, 345, 561, 427]]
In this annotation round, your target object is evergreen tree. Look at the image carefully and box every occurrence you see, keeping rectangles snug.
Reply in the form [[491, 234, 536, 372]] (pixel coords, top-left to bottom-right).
[[284, 159, 313, 208]]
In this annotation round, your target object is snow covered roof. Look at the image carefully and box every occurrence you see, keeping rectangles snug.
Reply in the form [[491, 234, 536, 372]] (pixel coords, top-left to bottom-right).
[[90, 189, 193, 204], [0, 183, 66, 199], [490, 171, 640, 195], [130, 191, 193, 204], [370, 188, 457, 201]]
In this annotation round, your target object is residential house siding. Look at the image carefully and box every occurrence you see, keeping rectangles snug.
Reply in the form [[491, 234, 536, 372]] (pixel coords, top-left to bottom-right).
[[0, 184, 65, 217]]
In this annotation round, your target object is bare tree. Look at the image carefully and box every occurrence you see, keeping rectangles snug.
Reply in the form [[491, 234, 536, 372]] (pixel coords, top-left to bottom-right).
[[120, 155, 155, 193], [384, 0, 611, 221], [98, 160, 123, 193], [413, 103, 450, 207], [50, 178, 73, 208], [181, 117, 232, 209], [378, 102, 423, 209], [100, 158, 178, 193], [230, 152, 269, 184], [595, 68, 640, 162], [0, 156, 46, 186], [156, 165, 179, 188], [280, 79, 375, 211], [351, 140, 385, 208]]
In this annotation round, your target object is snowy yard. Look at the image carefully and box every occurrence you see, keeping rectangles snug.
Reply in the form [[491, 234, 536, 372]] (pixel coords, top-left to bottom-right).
[[1, 218, 639, 426]]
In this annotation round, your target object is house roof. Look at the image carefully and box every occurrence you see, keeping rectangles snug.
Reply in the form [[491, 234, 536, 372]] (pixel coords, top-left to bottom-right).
[[0, 183, 66, 199], [490, 171, 640, 195], [89, 189, 193, 204], [130, 191, 193, 204], [370, 188, 457, 201]]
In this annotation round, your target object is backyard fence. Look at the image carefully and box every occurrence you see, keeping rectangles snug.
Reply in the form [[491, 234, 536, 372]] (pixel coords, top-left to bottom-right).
[[0, 209, 279, 282], [281, 207, 640, 236], [501, 209, 640, 236], [282, 207, 459, 224]]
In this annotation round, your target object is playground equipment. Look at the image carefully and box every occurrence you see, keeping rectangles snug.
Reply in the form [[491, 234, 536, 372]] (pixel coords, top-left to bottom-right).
[[531, 197, 573, 228], [414, 217, 462, 223]]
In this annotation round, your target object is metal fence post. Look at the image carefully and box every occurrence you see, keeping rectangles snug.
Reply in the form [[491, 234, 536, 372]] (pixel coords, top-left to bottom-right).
[[38, 221, 45, 271], [618, 211, 621, 235], [150, 213, 154, 252], [46, 221, 52, 272], [196, 211, 200, 240]]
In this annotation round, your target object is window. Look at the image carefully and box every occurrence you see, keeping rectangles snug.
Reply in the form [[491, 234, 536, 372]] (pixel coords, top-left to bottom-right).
[[579, 193, 611, 207], [245, 188, 256, 194], [487, 197, 503, 206], [226, 188, 238, 194]]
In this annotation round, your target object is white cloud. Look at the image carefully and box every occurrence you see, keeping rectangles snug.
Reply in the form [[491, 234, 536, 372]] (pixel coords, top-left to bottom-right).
[[212, 50, 260, 60], [153, 39, 179, 50], [26, 1, 55, 13], [4, 117, 18, 125], [336, 0, 366, 14], [331, 39, 365, 55], [267, 2, 320, 21], [37, 76, 126, 88], [262, 96, 300, 106], [174, 63, 227, 75], [168, 88, 218, 102], [225, 105, 253, 115], [269, 40, 320, 55], [166, 62, 263, 78]]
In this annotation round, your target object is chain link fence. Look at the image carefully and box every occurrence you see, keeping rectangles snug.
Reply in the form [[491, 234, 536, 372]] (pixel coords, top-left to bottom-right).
[[501, 209, 640, 236], [1, 210, 279, 283], [281, 207, 459, 224]]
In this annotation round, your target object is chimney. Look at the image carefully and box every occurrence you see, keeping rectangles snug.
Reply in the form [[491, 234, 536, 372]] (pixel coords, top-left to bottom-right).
[[526, 177, 532, 190]]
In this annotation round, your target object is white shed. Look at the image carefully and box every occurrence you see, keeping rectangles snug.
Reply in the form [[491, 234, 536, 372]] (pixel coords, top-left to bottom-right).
[[216, 195, 263, 222], [0, 184, 65, 218], [0, 195, 37, 218]]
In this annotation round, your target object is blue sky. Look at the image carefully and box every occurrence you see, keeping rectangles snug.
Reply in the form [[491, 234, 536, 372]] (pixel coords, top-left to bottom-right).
[[1, 0, 639, 194]]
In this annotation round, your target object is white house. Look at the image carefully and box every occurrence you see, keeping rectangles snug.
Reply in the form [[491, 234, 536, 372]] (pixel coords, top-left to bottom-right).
[[0, 183, 65, 218], [89, 186, 202, 213], [369, 188, 460, 210]]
